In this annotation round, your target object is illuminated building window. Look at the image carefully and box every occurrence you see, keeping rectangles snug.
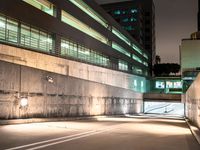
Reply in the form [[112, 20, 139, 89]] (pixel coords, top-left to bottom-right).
[[130, 17, 137, 22], [131, 9, 138, 14], [112, 42, 131, 57], [118, 60, 128, 71], [155, 81, 165, 89], [132, 54, 142, 63], [143, 53, 148, 59], [123, 26, 134, 31], [0, 14, 53, 53], [166, 81, 182, 89], [6, 19, 18, 43], [61, 10, 108, 45], [122, 18, 129, 22], [141, 81, 144, 87], [0, 15, 18, 43], [20, 24, 53, 52], [61, 38, 110, 67], [68, 0, 108, 28], [174, 81, 182, 88], [132, 44, 143, 55], [112, 27, 131, 46], [114, 10, 121, 15], [166, 81, 173, 88], [23, 0, 55, 16], [132, 66, 143, 75], [143, 62, 148, 67], [112, 27, 148, 61]]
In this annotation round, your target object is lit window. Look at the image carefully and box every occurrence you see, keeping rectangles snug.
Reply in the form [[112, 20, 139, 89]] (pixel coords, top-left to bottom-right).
[[130, 17, 137, 22], [114, 10, 121, 15], [141, 81, 144, 87], [143, 53, 148, 59], [23, 0, 55, 16], [166, 81, 173, 88], [6, 19, 18, 43], [118, 60, 128, 71], [155, 81, 165, 89], [132, 54, 142, 64], [0, 15, 6, 40], [112, 42, 131, 57], [123, 26, 134, 31], [68, 0, 108, 28], [112, 27, 131, 46], [61, 10, 108, 45], [174, 81, 182, 89], [61, 38, 109, 67], [132, 44, 143, 55], [134, 80, 137, 87], [0, 13, 53, 52], [131, 9, 138, 13], [122, 18, 129, 22], [20, 24, 53, 52]]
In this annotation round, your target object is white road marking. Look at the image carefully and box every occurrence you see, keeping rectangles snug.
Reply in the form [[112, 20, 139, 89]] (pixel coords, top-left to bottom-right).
[[5, 130, 95, 150], [28, 127, 117, 150], [5, 125, 121, 150]]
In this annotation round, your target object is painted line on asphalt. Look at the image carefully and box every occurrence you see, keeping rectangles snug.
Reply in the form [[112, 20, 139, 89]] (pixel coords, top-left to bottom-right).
[[28, 126, 118, 150], [5, 130, 96, 150], [5, 125, 121, 150]]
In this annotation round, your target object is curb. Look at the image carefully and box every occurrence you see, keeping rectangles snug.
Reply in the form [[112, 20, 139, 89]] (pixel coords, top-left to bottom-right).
[[0, 116, 98, 126], [185, 119, 200, 145]]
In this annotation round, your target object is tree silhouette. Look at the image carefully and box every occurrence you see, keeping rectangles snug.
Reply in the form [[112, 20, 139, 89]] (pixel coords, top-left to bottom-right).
[[155, 55, 161, 64], [153, 63, 180, 76]]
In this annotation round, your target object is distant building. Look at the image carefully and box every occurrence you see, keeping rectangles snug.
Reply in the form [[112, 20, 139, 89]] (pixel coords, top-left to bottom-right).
[[101, 0, 156, 66]]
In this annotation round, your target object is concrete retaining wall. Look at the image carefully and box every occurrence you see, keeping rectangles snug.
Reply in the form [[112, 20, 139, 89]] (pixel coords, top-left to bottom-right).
[[185, 73, 200, 128], [0, 61, 143, 119], [0, 44, 146, 92]]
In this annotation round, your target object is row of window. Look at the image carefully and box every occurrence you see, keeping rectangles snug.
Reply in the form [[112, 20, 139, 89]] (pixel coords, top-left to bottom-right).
[[155, 81, 182, 89], [23, 0, 149, 67], [122, 17, 137, 23], [0, 13, 147, 76], [61, 39, 109, 67], [0, 15, 53, 52], [113, 9, 138, 15], [123, 26, 135, 31], [66, 0, 149, 61], [23, 0, 55, 16]]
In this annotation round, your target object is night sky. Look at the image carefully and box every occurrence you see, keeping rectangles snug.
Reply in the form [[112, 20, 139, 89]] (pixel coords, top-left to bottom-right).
[[96, 0, 198, 63]]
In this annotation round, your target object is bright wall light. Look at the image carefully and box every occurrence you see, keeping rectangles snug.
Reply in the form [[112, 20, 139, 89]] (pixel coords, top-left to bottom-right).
[[20, 97, 28, 107]]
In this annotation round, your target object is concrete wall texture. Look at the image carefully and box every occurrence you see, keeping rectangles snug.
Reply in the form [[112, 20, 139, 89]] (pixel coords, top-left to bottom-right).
[[0, 60, 143, 119], [185, 73, 200, 128], [0, 44, 147, 92]]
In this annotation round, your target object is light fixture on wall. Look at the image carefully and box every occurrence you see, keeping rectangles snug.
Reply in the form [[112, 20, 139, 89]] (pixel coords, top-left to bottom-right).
[[46, 75, 54, 83], [20, 97, 28, 108]]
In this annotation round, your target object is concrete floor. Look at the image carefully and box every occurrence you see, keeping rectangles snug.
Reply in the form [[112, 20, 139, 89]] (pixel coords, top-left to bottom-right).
[[0, 116, 199, 150]]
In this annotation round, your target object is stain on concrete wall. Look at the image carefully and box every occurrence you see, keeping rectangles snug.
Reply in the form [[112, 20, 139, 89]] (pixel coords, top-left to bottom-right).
[[0, 61, 143, 119]]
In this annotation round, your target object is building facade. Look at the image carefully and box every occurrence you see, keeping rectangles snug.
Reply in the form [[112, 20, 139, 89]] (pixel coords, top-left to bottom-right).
[[0, 0, 151, 118], [101, 0, 156, 65], [0, 0, 150, 78]]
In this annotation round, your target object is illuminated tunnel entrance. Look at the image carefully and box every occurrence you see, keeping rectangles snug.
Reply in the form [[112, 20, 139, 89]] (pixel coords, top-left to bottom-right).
[[144, 101, 184, 117], [143, 93, 184, 117]]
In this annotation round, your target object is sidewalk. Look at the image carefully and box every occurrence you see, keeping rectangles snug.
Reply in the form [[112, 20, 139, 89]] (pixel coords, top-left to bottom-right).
[[0, 116, 97, 125]]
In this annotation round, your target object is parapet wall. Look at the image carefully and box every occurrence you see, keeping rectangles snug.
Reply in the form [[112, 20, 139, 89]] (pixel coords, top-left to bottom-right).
[[0, 61, 143, 119], [185, 73, 200, 128]]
